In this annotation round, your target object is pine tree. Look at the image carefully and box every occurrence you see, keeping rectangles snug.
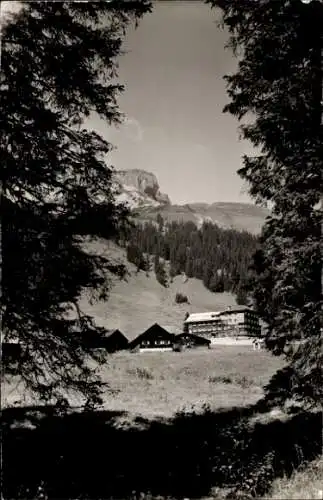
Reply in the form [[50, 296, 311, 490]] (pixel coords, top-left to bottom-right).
[[185, 256, 194, 278], [236, 285, 249, 306], [154, 255, 168, 287], [127, 216, 258, 295], [208, 0, 323, 405], [126, 244, 148, 272], [209, 273, 225, 293], [2, 1, 151, 404], [156, 212, 164, 233]]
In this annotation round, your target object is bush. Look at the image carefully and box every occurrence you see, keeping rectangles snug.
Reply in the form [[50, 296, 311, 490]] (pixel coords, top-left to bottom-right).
[[126, 244, 149, 272], [127, 367, 154, 380], [236, 286, 249, 306], [208, 375, 233, 384], [175, 292, 189, 304], [173, 343, 185, 352], [154, 255, 168, 287]]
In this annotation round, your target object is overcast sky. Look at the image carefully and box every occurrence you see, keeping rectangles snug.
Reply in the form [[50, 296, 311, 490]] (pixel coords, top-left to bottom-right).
[[88, 0, 255, 205]]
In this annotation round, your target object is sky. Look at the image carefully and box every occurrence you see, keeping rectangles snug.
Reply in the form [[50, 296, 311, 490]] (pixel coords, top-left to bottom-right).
[[1, 1, 256, 205], [89, 1, 256, 205]]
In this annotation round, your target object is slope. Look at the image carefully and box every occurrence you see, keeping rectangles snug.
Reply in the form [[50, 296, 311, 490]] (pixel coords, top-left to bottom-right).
[[113, 168, 269, 235], [136, 202, 269, 235], [79, 238, 238, 341]]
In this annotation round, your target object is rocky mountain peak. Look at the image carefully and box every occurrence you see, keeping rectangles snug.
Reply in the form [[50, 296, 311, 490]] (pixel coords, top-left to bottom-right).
[[113, 168, 269, 234], [114, 169, 171, 208]]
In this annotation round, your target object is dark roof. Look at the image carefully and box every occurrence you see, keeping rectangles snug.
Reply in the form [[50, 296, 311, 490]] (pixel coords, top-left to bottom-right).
[[105, 329, 128, 341], [176, 333, 211, 345], [129, 323, 175, 348], [141, 323, 173, 336]]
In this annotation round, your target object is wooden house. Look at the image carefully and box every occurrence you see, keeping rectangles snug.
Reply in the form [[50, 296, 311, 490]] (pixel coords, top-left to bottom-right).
[[174, 333, 211, 350], [101, 329, 128, 353], [129, 323, 175, 352], [81, 329, 128, 352]]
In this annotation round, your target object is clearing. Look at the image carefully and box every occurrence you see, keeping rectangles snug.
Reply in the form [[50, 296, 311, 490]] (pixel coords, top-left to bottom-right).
[[78, 238, 238, 340], [2, 347, 284, 418]]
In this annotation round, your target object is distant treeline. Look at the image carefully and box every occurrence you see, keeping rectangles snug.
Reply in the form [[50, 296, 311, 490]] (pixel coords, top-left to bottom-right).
[[120, 215, 259, 304]]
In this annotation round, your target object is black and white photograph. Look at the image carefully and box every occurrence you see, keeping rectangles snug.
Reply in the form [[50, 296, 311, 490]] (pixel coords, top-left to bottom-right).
[[1, 0, 322, 499]]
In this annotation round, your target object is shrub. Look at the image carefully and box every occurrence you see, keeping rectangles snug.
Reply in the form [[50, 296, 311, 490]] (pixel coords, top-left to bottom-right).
[[235, 375, 253, 388], [175, 292, 189, 304], [173, 343, 185, 352], [208, 375, 233, 384], [126, 244, 149, 272], [154, 255, 168, 287], [127, 367, 154, 380]]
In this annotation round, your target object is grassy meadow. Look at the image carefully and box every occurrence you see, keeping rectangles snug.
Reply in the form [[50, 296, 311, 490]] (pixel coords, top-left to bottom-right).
[[2, 240, 321, 499], [3, 345, 322, 500], [2, 346, 284, 417], [97, 347, 285, 421]]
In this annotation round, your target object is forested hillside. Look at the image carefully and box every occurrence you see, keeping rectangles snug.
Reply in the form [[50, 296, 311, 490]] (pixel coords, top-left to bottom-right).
[[123, 216, 258, 304]]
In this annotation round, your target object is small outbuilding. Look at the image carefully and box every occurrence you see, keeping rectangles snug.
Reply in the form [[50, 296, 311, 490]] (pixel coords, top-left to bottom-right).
[[101, 329, 129, 353], [81, 329, 128, 352], [173, 333, 211, 351], [129, 323, 175, 352]]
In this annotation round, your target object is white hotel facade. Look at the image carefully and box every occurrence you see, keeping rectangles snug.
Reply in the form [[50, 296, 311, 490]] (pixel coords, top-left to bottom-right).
[[183, 306, 261, 340]]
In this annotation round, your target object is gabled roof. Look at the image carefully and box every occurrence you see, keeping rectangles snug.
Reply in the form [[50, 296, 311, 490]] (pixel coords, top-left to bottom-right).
[[105, 329, 128, 341], [176, 333, 211, 345], [129, 323, 175, 348], [141, 323, 173, 336]]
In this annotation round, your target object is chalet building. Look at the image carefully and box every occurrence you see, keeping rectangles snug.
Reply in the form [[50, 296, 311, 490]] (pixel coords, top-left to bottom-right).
[[129, 323, 175, 352], [101, 329, 129, 353], [174, 333, 211, 350], [82, 329, 128, 352], [184, 306, 261, 339]]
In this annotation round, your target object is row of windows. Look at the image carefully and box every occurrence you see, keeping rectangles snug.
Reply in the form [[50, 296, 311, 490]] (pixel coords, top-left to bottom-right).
[[189, 324, 260, 334], [141, 339, 172, 346], [189, 316, 260, 328]]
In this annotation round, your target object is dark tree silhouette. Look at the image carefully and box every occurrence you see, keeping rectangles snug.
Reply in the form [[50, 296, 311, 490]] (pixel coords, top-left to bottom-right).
[[126, 244, 149, 272], [126, 219, 258, 296], [207, 0, 323, 405], [175, 292, 189, 304], [1, 1, 152, 404], [2, 403, 321, 499], [154, 254, 168, 287]]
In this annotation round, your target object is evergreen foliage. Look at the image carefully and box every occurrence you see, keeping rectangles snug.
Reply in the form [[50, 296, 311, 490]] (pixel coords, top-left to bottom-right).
[[175, 293, 189, 304], [127, 219, 258, 297], [126, 244, 150, 273], [154, 254, 168, 287], [2, 1, 151, 404], [207, 0, 323, 405]]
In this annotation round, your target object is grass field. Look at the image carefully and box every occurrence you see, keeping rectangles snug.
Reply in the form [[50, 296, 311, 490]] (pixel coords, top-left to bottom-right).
[[2, 239, 321, 499], [267, 457, 323, 500], [2, 346, 285, 417], [3, 347, 322, 500], [96, 347, 285, 421]]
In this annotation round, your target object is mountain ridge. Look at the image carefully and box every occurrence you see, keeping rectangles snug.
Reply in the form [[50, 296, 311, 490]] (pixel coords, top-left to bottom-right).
[[113, 168, 269, 234]]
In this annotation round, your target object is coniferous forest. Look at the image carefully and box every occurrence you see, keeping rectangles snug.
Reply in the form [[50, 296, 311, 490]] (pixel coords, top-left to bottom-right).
[[123, 215, 258, 304]]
